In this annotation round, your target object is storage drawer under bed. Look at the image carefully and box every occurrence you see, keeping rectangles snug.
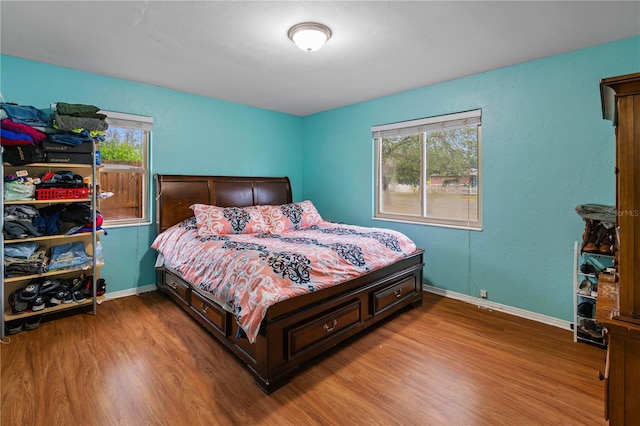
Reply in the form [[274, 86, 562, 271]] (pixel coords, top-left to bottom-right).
[[190, 290, 227, 334], [287, 300, 362, 359], [372, 275, 418, 316], [163, 271, 190, 308]]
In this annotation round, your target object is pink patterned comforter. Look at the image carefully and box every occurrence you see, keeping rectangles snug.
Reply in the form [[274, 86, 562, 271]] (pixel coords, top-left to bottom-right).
[[151, 218, 417, 343]]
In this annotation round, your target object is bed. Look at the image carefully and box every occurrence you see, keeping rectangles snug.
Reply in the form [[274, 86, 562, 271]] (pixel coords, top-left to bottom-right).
[[152, 174, 424, 393]]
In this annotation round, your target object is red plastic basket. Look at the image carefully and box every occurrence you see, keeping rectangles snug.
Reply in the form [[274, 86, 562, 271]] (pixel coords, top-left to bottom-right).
[[36, 187, 90, 200]]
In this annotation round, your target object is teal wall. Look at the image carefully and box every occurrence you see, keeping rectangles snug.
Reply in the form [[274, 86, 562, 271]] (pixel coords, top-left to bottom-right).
[[1, 36, 638, 322], [302, 36, 640, 322], [0, 55, 304, 293]]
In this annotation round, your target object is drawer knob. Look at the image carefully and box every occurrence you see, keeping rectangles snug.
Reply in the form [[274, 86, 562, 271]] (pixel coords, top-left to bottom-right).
[[167, 282, 178, 290], [200, 303, 209, 313], [394, 288, 403, 298], [323, 319, 338, 332]]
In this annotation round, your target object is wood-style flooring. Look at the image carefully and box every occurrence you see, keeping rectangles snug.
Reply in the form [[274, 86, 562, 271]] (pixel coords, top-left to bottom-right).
[[1, 291, 607, 426]]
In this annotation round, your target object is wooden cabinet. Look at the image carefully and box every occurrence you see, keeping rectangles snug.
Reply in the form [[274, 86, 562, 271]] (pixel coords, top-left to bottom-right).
[[597, 72, 640, 425]]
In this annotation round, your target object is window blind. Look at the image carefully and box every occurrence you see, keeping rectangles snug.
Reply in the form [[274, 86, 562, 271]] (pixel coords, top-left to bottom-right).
[[102, 111, 153, 131], [372, 109, 481, 139]]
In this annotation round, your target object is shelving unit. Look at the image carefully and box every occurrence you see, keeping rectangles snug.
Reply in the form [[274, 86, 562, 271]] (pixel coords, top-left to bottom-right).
[[573, 241, 613, 347], [1, 156, 103, 338]]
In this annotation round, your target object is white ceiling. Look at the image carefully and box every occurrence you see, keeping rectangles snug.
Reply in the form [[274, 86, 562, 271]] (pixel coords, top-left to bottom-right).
[[1, 1, 639, 116]]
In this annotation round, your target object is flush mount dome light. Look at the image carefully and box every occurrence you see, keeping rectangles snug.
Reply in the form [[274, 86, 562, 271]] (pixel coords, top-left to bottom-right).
[[288, 22, 332, 53]]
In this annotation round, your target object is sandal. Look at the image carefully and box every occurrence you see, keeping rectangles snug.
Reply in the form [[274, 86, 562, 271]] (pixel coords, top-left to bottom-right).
[[9, 291, 28, 314], [18, 283, 41, 303], [39, 279, 60, 294]]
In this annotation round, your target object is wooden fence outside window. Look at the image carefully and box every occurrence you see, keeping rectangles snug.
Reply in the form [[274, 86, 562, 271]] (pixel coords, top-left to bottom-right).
[[98, 161, 143, 221]]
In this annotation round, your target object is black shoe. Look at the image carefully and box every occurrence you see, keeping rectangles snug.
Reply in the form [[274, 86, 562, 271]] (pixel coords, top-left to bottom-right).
[[5, 319, 23, 335], [9, 291, 28, 314], [70, 276, 85, 293], [39, 279, 60, 295], [72, 291, 86, 303], [18, 282, 41, 305], [24, 316, 41, 331], [30, 296, 46, 312], [62, 291, 73, 304], [47, 290, 66, 306]]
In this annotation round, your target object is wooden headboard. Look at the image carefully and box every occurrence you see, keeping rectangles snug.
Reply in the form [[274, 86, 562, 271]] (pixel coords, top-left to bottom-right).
[[155, 174, 292, 233]]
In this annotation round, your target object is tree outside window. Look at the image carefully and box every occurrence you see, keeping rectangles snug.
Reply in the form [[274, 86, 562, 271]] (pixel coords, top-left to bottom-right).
[[374, 110, 481, 229]]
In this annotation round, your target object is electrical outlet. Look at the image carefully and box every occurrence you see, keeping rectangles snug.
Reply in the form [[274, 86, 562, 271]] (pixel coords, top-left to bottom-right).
[[480, 289, 488, 299]]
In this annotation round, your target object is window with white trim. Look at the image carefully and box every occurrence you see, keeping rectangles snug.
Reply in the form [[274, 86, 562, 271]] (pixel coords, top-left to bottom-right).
[[373, 110, 482, 230], [99, 111, 152, 226]]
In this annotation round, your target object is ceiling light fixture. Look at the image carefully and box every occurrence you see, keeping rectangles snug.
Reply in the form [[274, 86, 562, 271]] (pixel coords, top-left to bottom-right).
[[288, 22, 332, 53]]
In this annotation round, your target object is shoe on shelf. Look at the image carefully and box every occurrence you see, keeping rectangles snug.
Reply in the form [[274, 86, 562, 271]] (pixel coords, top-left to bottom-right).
[[581, 219, 602, 253], [17, 283, 41, 309], [62, 291, 73, 304], [597, 226, 616, 255], [30, 296, 46, 312], [580, 262, 597, 275], [579, 319, 603, 339], [39, 279, 60, 295], [47, 290, 66, 306], [9, 291, 28, 314], [72, 291, 86, 303], [578, 301, 595, 318], [70, 275, 85, 293], [578, 279, 592, 295]]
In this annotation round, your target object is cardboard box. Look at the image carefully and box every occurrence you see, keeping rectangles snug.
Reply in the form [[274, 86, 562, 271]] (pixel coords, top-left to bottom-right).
[[43, 140, 94, 153], [45, 152, 93, 165]]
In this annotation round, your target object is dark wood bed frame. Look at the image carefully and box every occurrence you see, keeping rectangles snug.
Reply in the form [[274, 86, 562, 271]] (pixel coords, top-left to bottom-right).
[[154, 174, 424, 393]]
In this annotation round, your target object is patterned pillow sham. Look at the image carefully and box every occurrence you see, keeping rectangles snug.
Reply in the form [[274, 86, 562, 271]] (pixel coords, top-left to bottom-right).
[[190, 204, 269, 236], [259, 200, 323, 233]]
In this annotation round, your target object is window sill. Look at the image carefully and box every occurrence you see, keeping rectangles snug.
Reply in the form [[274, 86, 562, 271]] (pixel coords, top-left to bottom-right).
[[103, 221, 153, 230], [372, 216, 482, 232]]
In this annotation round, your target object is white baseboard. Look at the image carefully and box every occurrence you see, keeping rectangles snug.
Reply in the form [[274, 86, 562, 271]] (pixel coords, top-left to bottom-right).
[[104, 284, 157, 301], [102, 283, 572, 331], [423, 284, 572, 331]]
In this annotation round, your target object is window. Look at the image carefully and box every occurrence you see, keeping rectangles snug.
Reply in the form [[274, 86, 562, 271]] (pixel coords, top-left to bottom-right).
[[373, 110, 482, 230], [99, 111, 152, 226]]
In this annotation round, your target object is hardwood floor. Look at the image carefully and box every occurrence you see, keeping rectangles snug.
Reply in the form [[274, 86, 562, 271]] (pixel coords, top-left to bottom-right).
[[1, 291, 607, 426]]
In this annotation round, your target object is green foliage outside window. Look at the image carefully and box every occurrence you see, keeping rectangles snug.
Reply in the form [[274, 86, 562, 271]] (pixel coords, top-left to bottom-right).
[[381, 135, 420, 188], [381, 127, 478, 187], [101, 128, 143, 162]]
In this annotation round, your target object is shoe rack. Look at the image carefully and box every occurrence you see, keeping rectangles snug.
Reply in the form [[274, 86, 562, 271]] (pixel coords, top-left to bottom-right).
[[1, 153, 104, 338], [573, 241, 613, 347]]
